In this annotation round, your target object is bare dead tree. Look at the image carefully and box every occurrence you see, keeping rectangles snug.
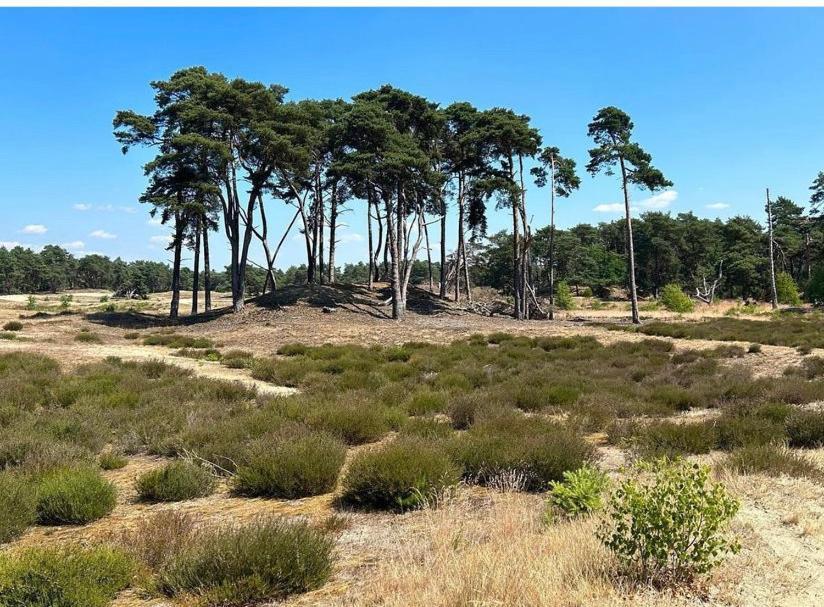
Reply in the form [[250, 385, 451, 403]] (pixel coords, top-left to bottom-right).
[[695, 260, 724, 305]]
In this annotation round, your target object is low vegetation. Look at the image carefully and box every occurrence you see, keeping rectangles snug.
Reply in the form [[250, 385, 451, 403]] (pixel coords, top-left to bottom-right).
[[724, 444, 823, 480], [0, 472, 37, 543], [155, 518, 333, 605], [0, 545, 134, 607], [546, 465, 609, 520], [36, 467, 117, 525], [136, 461, 215, 502], [659, 283, 695, 313]]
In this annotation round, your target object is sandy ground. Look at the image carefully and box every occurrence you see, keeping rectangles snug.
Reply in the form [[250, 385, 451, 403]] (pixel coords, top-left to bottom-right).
[[1, 288, 822, 606]]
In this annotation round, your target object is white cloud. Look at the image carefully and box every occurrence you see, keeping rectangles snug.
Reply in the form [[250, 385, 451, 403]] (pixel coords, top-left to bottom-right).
[[147, 216, 163, 226], [593, 203, 624, 213], [0, 241, 22, 249], [638, 190, 677, 209], [73, 203, 92, 211], [593, 190, 678, 214], [706, 202, 730, 210], [20, 224, 47, 235], [62, 240, 85, 251], [118, 206, 137, 214], [90, 229, 116, 240]]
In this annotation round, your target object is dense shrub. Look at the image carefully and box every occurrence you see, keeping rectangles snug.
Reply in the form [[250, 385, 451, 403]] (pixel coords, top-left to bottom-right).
[[600, 458, 739, 585], [143, 333, 213, 349], [632, 421, 717, 457], [307, 402, 393, 444], [98, 451, 128, 470], [136, 461, 215, 502], [747, 343, 762, 353], [75, 330, 102, 343], [0, 545, 134, 607], [546, 465, 609, 519], [660, 283, 694, 313], [454, 417, 593, 491], [120, 510, 197, 571], [36, 467, 117, 524], [341, 439, 460, 511], [157, 518, 333, 605], [2, 321, 23, 331], [775, 271, 802, 305], [0, 472, 37, 543], [555, 281, 574, 310], [399, 417, 455, 439], [725, 444, 822, 479], [715, 414, 786, 450], [405, 389, 448, 415], [234, 432, 346, 498], [786, 410, 824, 448], [806, 266, 824, 305]]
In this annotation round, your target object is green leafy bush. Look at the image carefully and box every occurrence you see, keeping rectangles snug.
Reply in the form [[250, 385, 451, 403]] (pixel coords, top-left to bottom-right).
[[341, 439, 460, 511], [599, 458, 739, 585], [233, 432, 346, 498], [775, 272, 801, 305], [555, 281, 575, 310], [0, 472, 36, 543], [2, 321, 23, 331], [36, 467, 117, 524], [136, 461, 215, 502], [75, 330, 102, 343], [632, 421, 717, 457], [659, 283, 694, 313], [546, 465, 609, 520], [786, 410, 824, 448], [157, 518, 333, 605], [0, 545, 134, 607]]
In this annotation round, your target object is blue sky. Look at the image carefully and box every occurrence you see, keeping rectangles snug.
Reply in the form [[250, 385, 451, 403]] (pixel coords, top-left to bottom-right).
[[1, 7, 823, 271]]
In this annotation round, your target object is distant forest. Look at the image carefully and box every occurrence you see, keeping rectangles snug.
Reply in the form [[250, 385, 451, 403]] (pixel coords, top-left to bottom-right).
[[3, 205, 823, 304]]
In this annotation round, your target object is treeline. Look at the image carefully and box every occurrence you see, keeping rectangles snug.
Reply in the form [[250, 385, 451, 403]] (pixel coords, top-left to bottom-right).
[[474, 203, 824, 302]]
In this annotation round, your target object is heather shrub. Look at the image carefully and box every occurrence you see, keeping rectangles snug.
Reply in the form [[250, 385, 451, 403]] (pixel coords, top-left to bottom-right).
[[98, 451, 128, 470], [600, 458, 739, 586], [36, 467, 116, 524], [2, 321, 23, 331], [725, 444, 822, 479], [341, 438, 460, 511], [234, 432, 345, 498], [631, 421, 717, 457], [0, 472, 37, 543], [136, 461, 215, 502], [75, 330, 102, 343], [156, 518, 333, 605], [786, 410, 824, 448], [0, 545, 134, 607], [715, 414, 786, 450]]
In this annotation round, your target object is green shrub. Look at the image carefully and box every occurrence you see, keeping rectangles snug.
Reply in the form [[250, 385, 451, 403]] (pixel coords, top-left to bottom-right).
[[123, 331, 140, 340], [75, 331, 102, 344], [797, 344, 813, 356], [136, 461, 215, 503], [0, 332, 16, 340], [157, 518, 333, 605], [546, 465, 609, 520], [786, 410, 824, 448], [806, 266, 824, 305], [0, 545, 134, 607], [725, 444, 822, 479], [659, 283, 694, 313], [2, 321, 23, 331], [59, 294, 73, 309], [405, 389, 448, 415], [222, 350, 254, 369], [234, 433, 346, 499], [25, 295, 37, 310], [341, 439, 460, 511], [632, 421, 717, 457], [747, 343, 762, 354], [277, 343, 308, 357], [715, 414, 785, 450], [599, 458, 739, 585], [0, 472, 37, 543], [98, 451, 128, 470], [36, 467, 117, 524], [775, 271, 802, 306], [454, 417, 593, 491], [307, 402, 392, 445], [400, 417, 455, 440], [555, 281, 574, 310]]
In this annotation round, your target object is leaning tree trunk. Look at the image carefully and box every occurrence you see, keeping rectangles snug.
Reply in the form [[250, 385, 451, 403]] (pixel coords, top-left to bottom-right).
[[203, 226, 212, 312], [191, 220, 201, 316], [619, 157, 640, 324]]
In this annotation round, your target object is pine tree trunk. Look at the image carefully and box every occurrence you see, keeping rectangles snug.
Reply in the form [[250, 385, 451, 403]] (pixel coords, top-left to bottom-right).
[[767, 188, 778, 309], [170, 210, 183, 319], [203, 226, 212, 312], [328, 184, 338, 284], [619, 157, 640, 324], [439, 207, 447, 298], [548, 156, 556, 320], [191, 220, 201, 316], [367, 189, 374, 290]]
